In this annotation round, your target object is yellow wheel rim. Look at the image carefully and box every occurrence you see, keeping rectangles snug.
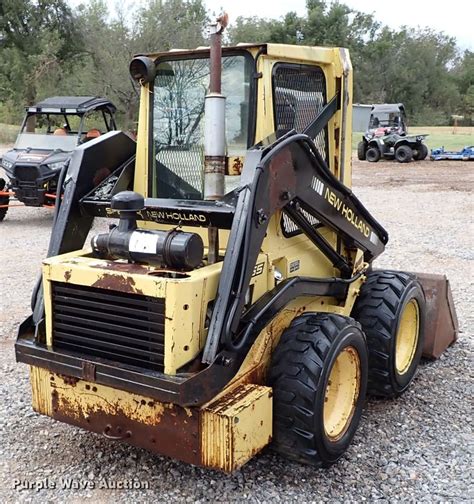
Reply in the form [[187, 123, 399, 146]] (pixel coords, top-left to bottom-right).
[[395, 299, 420, 375], [323, 346, 361, 441]]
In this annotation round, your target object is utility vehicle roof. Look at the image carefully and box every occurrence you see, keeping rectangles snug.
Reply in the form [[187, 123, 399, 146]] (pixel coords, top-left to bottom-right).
[[26, 96, 116, 114], [371, 103, 405, 113]]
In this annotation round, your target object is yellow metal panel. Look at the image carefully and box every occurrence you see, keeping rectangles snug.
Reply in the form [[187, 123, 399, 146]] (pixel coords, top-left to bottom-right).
[[30, 366, 53, 416], [201, 384, 272, 472], [134, 84, 151, 196], [266, 44, 344, 67]]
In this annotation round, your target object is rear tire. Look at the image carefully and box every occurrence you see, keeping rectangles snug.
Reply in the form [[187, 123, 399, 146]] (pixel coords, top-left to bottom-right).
[[352, 270, 425, 397], [0, 178, 9, 221], [395, 145, 413, 163], [269, 313, 368, 467], [357, 141, 366, 161], [413, 143, 428, 161], [366, 147, 380, 163]]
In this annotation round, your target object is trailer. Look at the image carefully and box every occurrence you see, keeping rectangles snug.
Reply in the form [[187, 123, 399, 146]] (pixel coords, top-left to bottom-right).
[[430, 146, 474, 161]]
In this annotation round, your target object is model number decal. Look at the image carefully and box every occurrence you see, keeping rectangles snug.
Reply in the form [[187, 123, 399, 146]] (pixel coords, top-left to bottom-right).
[[252, 262, 265, 277], [289, 260, 300, 273]]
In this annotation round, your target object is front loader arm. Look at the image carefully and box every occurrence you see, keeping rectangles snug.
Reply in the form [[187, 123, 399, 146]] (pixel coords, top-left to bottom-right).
[[203, 131, 388, 364]]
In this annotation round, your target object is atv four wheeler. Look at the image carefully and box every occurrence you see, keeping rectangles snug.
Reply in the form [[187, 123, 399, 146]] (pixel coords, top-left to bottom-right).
[[0, 96, 116, 221], [357, 103, 428, 163]]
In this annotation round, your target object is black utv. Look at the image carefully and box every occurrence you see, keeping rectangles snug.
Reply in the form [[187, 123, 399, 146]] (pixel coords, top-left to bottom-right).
[[0, 96, 117, 221], [357, 103, 428, 163]]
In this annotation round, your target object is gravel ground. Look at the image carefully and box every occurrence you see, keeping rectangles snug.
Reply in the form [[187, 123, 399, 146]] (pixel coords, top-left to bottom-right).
[[0, 154, 472, 503]]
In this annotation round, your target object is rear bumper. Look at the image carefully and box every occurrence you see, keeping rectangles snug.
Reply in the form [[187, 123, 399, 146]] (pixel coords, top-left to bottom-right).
[[28, 365, 272, 471]]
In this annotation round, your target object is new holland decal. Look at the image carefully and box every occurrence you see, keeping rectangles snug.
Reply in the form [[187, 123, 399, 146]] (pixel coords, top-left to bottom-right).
[[311, 176, 371, 238]]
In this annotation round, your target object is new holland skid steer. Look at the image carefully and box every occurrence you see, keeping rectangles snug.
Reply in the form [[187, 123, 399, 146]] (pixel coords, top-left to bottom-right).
[[15, 18, 458, 471]]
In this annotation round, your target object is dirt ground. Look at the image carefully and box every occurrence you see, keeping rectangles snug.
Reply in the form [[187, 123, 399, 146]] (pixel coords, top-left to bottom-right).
[[0, 151, 473, 502], [352, 157, 472, 192]]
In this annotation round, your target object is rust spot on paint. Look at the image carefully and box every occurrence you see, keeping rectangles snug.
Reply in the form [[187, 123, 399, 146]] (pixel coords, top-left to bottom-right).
[[58, 374, 79, 386], [89, 261, 151, 275], [232, 157, 243, 175], [51, 387, 200, 465], [92, 273, 144, 294], [64, 269, 72, 282]]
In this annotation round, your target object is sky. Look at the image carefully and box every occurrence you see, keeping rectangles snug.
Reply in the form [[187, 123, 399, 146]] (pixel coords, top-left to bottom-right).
[[205, 0, 473, 50]]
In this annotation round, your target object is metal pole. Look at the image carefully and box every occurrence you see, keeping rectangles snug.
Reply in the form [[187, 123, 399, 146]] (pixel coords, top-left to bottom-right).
[[204, 13, 228, 264]]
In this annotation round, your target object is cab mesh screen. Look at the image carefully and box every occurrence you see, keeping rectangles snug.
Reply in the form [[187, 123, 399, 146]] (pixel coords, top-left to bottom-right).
[[273, 63, 328, 237]]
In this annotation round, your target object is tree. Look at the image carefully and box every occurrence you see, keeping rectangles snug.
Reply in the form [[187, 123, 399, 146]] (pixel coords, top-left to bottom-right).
[[0, 0, 81, 125], [134, 0, 208, 53]]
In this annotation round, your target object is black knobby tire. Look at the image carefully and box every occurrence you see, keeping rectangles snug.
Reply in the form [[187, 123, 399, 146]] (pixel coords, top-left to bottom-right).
[[357, 141, 366, 161], [268, 313, 368, 467], [365, 147, 380, 163], [413, 143, 428, 161], [395, 145, 413, 163], [0, 178, 9, 222], [352, 270, 425, 398]]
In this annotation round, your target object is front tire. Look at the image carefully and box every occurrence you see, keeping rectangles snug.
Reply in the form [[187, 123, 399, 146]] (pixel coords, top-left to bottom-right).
[[269, 313, 368, 467], [357, 141, 366, 160], [352, 270, 425, 397], [366, 147, 381, 163], [0, 178, 9, 221]]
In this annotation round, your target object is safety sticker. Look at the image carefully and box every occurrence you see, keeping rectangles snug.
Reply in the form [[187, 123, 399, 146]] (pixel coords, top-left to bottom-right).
[[129, 231, 159, 254]]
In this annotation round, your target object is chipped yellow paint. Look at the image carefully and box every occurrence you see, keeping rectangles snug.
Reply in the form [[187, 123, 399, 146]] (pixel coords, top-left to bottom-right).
[[30, 366, 173, 424], [30, 366, 53, 416], [205, 266, 367, 406], [201, 384, 272, 472], [43, 247, 270, 375], [30, 367, 271, 472]]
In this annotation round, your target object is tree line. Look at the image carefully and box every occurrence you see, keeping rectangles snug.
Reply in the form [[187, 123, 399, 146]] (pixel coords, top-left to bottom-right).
[[0, 0, 472, 129]]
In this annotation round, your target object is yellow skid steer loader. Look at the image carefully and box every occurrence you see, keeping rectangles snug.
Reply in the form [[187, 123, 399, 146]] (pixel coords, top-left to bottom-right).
[[15, 19, 458, 471]]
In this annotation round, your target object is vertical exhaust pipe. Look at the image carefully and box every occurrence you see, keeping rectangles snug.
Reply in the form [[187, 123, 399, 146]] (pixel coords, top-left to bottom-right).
[[205, 13, 228, 264], [204, 13, 228, 200], [204, 13, 228, 264]]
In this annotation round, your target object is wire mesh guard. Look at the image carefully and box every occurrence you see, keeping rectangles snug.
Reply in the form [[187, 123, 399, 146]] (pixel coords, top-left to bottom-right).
[[156, 145, 204, 197], [273, 64, 327, 236]]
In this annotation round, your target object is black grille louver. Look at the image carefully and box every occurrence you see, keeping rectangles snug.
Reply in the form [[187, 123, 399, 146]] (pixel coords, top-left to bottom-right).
[[52, 283, 165, 372], [14, 165, 40, 182]]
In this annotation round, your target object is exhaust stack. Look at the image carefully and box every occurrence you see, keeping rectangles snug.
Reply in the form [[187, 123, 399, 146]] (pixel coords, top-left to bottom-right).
[[204, 13, 228, 263]]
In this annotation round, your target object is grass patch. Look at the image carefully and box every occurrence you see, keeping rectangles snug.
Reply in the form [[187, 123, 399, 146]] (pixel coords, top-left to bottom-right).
[[352, 126, 474, 152], [0, 123, 19, 144]]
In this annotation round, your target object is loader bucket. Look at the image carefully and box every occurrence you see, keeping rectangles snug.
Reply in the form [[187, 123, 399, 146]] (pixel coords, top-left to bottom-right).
[[414, 273, 459, 359]]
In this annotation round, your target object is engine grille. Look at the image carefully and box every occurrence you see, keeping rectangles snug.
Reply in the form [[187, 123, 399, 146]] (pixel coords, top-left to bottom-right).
[[52, 282, 165, 372], [14, 165, 40, 182]]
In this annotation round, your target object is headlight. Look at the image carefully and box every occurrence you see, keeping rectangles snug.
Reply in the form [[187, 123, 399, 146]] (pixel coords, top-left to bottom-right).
[[1, 159, 13, 170], [47, 161, 65, 171]]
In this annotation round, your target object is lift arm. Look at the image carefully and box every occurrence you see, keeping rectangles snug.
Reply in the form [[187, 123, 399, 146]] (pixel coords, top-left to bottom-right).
[[203, 131, 388, 363]]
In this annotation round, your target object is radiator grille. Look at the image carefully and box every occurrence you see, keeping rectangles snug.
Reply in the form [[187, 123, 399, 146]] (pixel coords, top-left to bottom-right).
[[52, 282, 165, 372], [14, 165, 40, 182]]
